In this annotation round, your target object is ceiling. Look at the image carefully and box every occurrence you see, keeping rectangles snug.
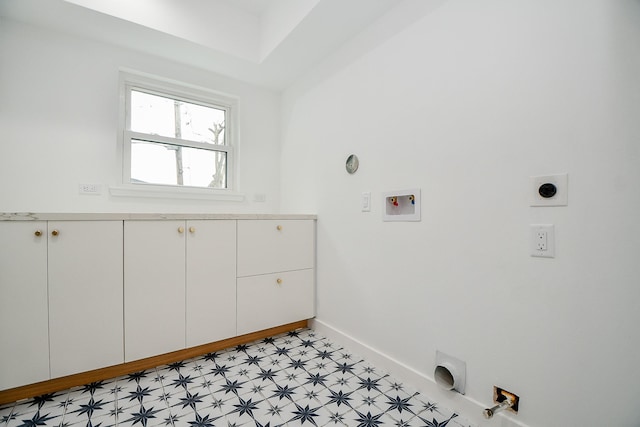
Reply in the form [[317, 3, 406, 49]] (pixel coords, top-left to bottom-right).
[[0, 0, 400, 90], [217, 0, 272, 15]]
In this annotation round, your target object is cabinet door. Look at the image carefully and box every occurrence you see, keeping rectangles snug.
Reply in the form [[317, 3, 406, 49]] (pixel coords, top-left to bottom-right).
[[0, 222, 49, 390], [237, 269, 314, 335], [237, 220, 314, 277], [186, 220, 237, 347], [124, 221, 186, 362], [48, 221, 124, 377]]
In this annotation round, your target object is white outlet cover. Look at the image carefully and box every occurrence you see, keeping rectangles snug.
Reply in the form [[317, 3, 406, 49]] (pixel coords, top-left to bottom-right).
[[530, 224, 555, 258], [78, 183, 102, 195], [530, 173, 568, 206]]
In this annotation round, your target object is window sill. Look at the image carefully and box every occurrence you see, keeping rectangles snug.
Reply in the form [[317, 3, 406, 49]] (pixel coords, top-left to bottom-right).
[[109, 185, 245, 202]]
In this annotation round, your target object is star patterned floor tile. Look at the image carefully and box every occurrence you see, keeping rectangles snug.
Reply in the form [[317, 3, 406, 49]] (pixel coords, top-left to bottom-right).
[[0, 329, 476, 427]]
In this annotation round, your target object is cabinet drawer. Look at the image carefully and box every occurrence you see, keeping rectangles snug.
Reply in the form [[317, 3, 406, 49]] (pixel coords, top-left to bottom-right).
[[237, 220, 314, 277], [237, 269, 314, 335]]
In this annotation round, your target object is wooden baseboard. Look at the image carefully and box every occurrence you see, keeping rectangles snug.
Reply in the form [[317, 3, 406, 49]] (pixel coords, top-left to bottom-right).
[[0, 320, 308, 406]]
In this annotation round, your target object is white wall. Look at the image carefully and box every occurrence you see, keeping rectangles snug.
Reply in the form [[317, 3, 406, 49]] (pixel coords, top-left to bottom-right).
[[281, 1, 640, 426], [0, 18, 281, 213]]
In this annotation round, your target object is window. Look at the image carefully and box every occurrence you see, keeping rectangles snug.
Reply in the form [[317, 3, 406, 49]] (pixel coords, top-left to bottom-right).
[[119, 72, 238, 196]]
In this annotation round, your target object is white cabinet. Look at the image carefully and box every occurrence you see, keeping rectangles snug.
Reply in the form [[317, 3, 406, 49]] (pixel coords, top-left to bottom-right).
[[124, 220, 236, 361], [237, 220, 314, 277], [124, 220, 186, 362], [48, 221, 124, 377], [237, 220, 315, 335], [0, 222, 49, 390], [1, 215, 313, 392], [0, 220, 124, 389], [186, 220, 236, 347], [237, 270, 314, 335]]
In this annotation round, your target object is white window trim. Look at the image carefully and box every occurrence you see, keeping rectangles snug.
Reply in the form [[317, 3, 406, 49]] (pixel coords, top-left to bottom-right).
[[111, 69, 244, 201]]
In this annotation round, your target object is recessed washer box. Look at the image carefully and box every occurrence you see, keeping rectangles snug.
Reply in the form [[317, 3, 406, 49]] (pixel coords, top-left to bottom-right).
[[382, 189, 420, 222]]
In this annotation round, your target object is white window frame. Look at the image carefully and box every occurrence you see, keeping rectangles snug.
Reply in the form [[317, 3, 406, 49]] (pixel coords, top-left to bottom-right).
[[111, 70, 243, 201]]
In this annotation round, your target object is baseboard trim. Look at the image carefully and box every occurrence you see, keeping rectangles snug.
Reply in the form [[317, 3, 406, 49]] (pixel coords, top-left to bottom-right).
[[0, 320, 308, 406], [310, 319, 528, 427]]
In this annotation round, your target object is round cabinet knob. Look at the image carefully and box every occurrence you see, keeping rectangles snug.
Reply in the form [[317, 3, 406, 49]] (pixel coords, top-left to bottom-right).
[[34, 230, 42, 237], [189, 227, 195, 233], [178, 226, 185, 234], [51, 230, 59, 236], [276, 225, 282, 231], [276, 278, 283, 285]]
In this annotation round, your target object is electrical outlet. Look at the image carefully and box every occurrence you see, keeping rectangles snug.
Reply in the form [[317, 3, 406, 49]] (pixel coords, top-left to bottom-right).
[[79, 183, 102, 195], [535, 230, 547, 251], [530, 224, 555, 258]]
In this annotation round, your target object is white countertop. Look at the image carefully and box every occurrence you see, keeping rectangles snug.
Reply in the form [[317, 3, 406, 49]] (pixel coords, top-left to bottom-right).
[[0, 212, 317, 221]]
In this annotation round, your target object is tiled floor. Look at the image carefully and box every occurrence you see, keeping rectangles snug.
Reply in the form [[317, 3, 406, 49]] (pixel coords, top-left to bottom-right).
[[0, 329, 474, 427]]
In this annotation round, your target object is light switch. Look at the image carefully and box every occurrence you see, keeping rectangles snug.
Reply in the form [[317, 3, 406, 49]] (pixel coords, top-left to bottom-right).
[[362, 192, 371, 212]]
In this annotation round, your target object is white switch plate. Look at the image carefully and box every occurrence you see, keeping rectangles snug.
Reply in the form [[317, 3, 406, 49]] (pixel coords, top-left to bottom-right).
[[362, 192, 371, 212], [530, 224, 555, 258], [530, 173, 568, 206]]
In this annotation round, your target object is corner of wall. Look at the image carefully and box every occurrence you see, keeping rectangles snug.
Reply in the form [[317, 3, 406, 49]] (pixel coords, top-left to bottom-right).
[[309, 319, 529, 427]]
